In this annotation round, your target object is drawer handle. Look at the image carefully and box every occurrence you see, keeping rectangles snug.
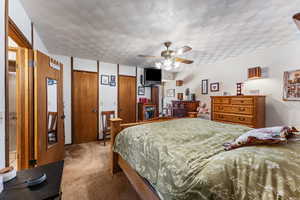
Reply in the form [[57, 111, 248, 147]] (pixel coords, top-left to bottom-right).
[[219, 115, 224, 118], [218, 106, 223, 110], [240, 100, 244, 103], [238, 117, 245, 121], [239, 108, 245, 111]]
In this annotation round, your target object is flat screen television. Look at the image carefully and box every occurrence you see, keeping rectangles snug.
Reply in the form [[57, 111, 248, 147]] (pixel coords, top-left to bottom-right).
[[144, 68, 161, 85]]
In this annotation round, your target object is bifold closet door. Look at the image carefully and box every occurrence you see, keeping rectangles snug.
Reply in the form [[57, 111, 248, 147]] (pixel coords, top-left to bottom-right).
[[118, 75, 136, 123], [72, 71, 98, 144]]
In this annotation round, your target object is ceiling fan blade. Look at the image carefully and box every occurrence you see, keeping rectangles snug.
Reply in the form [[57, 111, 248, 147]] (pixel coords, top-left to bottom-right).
[[175, 57, 194, 64], [138, 55, 161, 59], [175, 46, 192, 55]]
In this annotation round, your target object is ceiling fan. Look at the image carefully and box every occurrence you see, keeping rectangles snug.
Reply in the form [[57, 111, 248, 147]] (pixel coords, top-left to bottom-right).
[[138, 42, 194, 70]]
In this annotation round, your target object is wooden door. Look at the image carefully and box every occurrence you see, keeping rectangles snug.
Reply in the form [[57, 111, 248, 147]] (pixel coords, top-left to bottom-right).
[[73, 71, 98, 144], [118, 75, 136, 123], [34, 51, 64, 166], [151, 86, 159, 117], [11, 48, 34, 169]]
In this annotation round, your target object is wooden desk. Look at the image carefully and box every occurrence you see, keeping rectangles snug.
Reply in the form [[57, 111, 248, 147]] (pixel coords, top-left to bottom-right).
[[172, 101, 200, 117], [187, 112, 198, 118], [0, 160, 64, 200]]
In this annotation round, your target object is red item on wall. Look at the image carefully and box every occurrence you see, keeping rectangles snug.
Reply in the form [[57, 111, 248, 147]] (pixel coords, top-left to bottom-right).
[[139, 98, 148, 103]]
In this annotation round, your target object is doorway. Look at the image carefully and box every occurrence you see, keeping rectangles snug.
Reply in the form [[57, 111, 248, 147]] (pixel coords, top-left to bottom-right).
[[151, 86, 159, 117], [118, 75, 137, 123], [6, 30, 33, 170], [7, 46, 17, 169], [72, 70, 99, 144]]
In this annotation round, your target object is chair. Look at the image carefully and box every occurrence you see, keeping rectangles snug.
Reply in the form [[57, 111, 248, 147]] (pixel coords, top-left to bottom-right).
[[47, 112, 58, 144], [101, 111, 115, 146]]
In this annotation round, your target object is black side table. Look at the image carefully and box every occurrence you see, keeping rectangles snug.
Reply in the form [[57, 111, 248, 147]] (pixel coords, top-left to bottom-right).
[[0, 160, 64, 200]]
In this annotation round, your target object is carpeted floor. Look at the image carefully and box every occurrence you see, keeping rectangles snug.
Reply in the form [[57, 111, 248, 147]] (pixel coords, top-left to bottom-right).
[[62, 141, 141, 200]]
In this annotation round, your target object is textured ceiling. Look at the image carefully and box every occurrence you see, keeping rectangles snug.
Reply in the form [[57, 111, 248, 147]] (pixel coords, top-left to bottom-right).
[[21, 0, 300, 68]]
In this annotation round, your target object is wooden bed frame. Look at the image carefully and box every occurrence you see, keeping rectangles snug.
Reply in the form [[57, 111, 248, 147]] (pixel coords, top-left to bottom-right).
[[110, 117, 175, 200]]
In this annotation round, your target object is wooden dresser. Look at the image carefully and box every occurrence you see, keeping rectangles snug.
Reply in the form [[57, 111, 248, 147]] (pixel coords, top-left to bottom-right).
[[211, 96, 265, 128]]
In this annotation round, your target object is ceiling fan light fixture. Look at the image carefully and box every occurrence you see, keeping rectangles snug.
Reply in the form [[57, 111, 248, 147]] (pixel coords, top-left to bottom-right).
[[174, 62, 180, 68], [164, 65, 172, 71], [155, 62, 161, 69], [164, 58, 172, 67]]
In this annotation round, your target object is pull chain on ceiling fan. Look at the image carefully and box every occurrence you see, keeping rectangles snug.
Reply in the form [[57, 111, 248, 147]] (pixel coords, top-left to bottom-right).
[[138, 42, 193, 71]]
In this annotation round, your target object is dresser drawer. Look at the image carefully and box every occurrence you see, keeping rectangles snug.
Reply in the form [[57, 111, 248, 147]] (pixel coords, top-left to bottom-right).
[[213, 113, 253, 125], [213, 113, 233, 122], [213, 98, 230, 104], [213, 105, 253, 115], [231, 97, 253, 105], [231, 115, 253, 124]]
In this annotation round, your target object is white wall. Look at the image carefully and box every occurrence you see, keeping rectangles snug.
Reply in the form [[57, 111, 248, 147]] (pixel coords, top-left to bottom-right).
[[119, 64, 136, 76], [0, 0, 6, 169], [166, 41, 300, 127], [163, 80, 177, 107], [51, 55, 72, 144], [9, 0, 31, 43], [33, 27, 48, 54], [73, 58, 97, 72], [99, 62, 118, 138]]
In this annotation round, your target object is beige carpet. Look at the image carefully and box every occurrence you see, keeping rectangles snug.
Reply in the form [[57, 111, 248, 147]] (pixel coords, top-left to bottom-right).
[[62, 141, 141, 200]]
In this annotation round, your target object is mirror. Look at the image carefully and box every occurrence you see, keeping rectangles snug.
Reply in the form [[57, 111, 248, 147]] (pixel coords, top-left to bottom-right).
[[47, 78, 58, 147]]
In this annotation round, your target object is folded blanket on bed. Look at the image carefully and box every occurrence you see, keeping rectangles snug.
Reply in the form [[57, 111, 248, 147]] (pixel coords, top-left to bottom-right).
[[224, 126, 298, 150]]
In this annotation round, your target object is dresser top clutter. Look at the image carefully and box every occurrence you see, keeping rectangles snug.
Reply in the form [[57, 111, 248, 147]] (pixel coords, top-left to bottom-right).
[[211, 95, 265, 128]]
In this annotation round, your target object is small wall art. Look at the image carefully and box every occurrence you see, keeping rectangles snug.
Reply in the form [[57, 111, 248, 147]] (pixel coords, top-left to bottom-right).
[[138, 86, 145, 95], [283, 69, 300, 101], [110, 75, 116, 86], [201, 79, 208, 94], [167, 89, 175, 97], [210, 82, 220, 92], [101, 75, 109, 85]]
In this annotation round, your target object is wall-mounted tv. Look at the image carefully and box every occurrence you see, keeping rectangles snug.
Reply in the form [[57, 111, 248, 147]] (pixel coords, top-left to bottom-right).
[[144, 68, 161, 85]]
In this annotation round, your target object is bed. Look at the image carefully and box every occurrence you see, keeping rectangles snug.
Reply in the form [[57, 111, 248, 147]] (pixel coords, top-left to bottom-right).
[[110, 118, 300, 200]]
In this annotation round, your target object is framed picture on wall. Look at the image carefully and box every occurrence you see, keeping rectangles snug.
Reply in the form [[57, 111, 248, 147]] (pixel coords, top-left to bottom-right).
[[110, 75, 116, 87], [283, 69, 300, 101], [138, 86, 145, 95], [210, 82, 220, 92], [201, 79, 208, 94], [110, 82, 116, 87], [101, 75, 109, 85], [167, 89, 175, 97], [110, 75, 116, 83]]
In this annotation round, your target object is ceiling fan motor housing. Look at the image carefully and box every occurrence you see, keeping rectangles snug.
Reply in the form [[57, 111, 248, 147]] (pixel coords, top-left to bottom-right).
[[161, 50, 174, 59]]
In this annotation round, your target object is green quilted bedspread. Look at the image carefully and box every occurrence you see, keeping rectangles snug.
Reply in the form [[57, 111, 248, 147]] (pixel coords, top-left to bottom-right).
[[113, 118, 300, 200]]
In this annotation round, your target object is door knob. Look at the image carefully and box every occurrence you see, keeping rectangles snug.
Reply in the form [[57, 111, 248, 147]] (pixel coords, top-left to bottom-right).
[[61, 115, 66, 119], [92, 109, 98, 113]]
